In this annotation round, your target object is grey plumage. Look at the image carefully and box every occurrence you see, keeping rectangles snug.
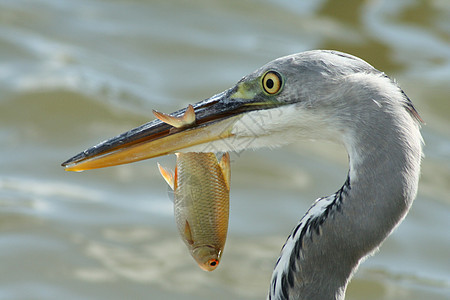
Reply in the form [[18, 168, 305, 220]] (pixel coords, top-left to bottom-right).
[[260, 51, 423, 300], [62, 50, 423, 300]]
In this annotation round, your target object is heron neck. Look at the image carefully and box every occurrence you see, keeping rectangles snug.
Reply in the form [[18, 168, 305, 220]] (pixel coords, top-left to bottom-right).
[[270, 114, 422, 300]]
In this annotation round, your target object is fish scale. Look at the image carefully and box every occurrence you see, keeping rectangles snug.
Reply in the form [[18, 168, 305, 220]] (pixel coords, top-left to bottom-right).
[[175, 153, 229, 248], [159, 152, 230, 271]]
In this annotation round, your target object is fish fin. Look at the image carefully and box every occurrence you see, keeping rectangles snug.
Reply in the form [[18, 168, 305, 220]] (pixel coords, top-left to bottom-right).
[[183, 104, 196, 126], [157, 163, 175, 190], [152, 104, 196, 128], [153, 109, 184, 128], [184, 220, 194, 245], [219, 153, 231, 191]]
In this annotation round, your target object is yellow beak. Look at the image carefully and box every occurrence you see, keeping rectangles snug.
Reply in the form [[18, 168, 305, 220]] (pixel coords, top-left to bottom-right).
[[61, 83, 281, 172], [62, 85, 278, 171]]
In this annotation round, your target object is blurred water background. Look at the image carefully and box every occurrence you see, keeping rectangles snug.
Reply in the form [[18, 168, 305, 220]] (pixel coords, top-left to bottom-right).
[[0, 0, 449, 299]]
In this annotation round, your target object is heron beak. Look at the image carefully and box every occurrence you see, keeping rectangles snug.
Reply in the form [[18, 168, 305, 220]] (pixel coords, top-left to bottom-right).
[[61, 87, 278, 172]]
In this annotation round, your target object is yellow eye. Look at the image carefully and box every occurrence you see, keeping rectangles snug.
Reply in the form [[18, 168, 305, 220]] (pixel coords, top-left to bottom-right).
[[262, 71, 282, 95]]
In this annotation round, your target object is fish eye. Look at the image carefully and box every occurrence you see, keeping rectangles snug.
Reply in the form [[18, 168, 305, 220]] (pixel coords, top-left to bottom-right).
[[262, 71, 283, 95], [209, 259, 218, 267]]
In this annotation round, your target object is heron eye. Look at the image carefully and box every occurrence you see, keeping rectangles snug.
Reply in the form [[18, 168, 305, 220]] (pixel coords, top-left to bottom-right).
[[262, 71, 282, 95]]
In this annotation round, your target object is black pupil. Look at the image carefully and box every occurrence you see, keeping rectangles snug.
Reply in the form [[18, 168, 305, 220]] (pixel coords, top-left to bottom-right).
[[210, 261, 217, 266], [266, 78, 274, 89]]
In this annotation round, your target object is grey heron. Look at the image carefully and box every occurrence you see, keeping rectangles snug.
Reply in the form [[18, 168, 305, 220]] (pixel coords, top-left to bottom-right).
[[62, 50, 423, 300]]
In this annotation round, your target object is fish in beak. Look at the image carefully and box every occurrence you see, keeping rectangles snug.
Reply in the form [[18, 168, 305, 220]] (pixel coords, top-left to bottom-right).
[[158, 152, 230, 272], [61, 69, 286, 172]]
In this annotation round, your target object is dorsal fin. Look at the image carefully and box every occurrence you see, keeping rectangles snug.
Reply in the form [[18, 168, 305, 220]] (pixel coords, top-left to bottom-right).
[[157, 163, 175, 190]]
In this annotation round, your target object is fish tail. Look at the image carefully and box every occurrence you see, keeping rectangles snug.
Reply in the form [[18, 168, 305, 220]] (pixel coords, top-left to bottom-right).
[[153, 104, 196, 128]]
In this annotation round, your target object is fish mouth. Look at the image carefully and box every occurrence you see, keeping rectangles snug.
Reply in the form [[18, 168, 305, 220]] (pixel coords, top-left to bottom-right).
[[200, 258, 220, 272], [192, 245, 222, 272], [61, 88, 280, 171]]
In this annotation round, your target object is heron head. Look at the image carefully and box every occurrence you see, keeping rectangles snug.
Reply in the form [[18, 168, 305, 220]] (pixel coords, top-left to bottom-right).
[[61, 50, 412, 171]]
